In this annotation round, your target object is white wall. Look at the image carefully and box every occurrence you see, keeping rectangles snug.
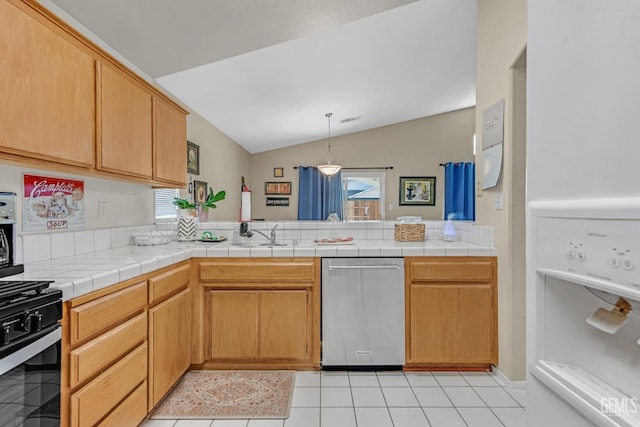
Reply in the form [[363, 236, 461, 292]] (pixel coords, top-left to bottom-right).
[[528, 0, 640, 201], [184, 112, 252, 221], [251, 108, 476, 220], [476, 0, 527, 381], [0, 163, 154, 233]]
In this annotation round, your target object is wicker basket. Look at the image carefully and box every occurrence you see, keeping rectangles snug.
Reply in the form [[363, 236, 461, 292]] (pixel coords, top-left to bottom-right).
[[394, 223, 425, 242]]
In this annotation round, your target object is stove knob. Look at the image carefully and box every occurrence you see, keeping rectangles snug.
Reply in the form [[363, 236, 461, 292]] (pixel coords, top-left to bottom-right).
[[567, 250, 576, 260], [623, 259, 635, 271], [23, 313, 43, 333], [610, 258, 621, 268], [577, 252, 586, 262]]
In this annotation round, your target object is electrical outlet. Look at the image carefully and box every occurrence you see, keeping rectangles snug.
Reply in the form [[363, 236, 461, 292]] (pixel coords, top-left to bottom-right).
[[495, 193, 503, 210], [98, 201, 106, 217], [389, 204, 394, 211]]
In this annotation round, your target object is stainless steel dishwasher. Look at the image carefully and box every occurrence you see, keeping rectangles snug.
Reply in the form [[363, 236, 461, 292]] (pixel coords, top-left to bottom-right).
[[321, 257, 405, 367]]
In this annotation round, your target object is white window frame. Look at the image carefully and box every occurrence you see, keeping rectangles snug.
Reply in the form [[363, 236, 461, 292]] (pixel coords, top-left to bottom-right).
[[341, 172, 385, 221], [154, 188, 179, 221]]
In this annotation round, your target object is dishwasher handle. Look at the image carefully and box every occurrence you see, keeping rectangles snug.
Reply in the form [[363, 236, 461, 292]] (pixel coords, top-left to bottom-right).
[[328, 264, 401, 271]]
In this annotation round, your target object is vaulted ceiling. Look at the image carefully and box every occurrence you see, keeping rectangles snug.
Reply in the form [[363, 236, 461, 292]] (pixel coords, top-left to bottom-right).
[[44, 0, 477, 153]]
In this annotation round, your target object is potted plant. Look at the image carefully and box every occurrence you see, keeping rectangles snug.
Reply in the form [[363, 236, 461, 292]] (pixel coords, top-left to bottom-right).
[[198, 188, 226, 221], [172, 197, 197, 217], [173, 187, 226, 221]]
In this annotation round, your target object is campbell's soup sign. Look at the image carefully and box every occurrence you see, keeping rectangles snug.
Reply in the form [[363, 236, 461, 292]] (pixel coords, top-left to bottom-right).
[[23, 174, 85, 232]]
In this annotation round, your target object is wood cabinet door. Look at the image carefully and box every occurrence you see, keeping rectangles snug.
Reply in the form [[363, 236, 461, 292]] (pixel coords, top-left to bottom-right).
[[154, 97, 187, 185], [149, 288, 192, 407], [209, 291, 258, 358], [97, 62, 153, 178], [0, 1, 94, 167], [260, 291, 308, 360], [410, 283, 495, 364]]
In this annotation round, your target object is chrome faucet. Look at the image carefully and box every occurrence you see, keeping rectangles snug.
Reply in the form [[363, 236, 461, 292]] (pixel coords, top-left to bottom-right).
[[246, 224, 285, 246]]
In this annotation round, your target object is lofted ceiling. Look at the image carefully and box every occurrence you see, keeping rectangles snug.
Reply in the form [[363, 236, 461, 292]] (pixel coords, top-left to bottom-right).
[[44, 0, 477, 153]]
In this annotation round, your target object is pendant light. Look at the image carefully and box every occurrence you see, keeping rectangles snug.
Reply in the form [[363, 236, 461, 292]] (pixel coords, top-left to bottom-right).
[[317, 112, 342, 176]]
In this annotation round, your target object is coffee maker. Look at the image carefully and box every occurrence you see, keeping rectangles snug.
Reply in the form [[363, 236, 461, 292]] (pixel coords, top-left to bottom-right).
[[0, 192, 24, 278]]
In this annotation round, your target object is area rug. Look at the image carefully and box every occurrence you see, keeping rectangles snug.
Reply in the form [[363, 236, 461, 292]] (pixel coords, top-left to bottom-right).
[[151, 370, 296, 419]]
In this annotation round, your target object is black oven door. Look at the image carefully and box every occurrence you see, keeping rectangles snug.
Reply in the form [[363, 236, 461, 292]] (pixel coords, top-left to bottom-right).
[[0, 326, 61, 426]]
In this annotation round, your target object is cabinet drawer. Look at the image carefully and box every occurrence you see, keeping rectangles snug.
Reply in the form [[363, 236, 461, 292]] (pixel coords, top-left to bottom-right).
[[200, 258, 316, 284], [149, 263, 190, 305], [97, 380, 147, 427], [69, 313, 147, 388], [408, 257, 494, 283], [70, 342, 147, 427], [69, 281, 146, 345]]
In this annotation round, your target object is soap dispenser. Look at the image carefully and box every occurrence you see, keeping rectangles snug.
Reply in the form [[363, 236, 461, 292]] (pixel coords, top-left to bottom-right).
[[443, 214, 456, 242]]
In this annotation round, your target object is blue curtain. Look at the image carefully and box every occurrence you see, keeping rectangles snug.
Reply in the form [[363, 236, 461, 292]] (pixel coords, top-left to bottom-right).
[[297, 167, 343, 220], [444, 162, 475, 221]]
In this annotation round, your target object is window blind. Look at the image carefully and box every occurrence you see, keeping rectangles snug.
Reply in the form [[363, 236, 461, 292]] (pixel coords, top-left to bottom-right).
[[155, 189, 179, 219]]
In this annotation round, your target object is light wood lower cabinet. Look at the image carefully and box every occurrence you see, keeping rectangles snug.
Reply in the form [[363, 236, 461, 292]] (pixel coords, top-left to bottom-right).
[[197, 258, 320, 369], [65, 278, 148, 427], [149, 288, 191, 408], [62, 261, 192, 426], [405, 257, 498, 369], [208, 290, 308, 360]]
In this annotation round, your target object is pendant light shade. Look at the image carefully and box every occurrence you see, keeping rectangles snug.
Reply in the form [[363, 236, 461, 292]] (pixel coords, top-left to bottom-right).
[[317, 112, 342, 177]]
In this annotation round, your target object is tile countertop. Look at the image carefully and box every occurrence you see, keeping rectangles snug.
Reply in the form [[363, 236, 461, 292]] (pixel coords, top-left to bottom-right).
[[6, 239, 496, 301]]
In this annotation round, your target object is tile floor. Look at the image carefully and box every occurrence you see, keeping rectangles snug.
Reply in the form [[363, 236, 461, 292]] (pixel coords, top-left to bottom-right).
[[141, 370, 526, 427]]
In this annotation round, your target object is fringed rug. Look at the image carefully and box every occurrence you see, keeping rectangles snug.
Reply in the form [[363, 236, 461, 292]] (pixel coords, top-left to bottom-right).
[[151, 370, 296, 419]]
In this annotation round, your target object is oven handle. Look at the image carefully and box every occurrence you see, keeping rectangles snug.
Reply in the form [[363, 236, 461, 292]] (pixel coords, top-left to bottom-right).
[[0, 325, 60, 376]]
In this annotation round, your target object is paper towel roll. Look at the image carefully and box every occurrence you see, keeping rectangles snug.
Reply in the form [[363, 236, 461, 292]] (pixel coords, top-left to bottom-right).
[[241, 192, 252, 221]]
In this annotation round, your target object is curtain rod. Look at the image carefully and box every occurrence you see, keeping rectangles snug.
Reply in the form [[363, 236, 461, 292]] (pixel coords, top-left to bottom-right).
[[294, 166, 394, 170]]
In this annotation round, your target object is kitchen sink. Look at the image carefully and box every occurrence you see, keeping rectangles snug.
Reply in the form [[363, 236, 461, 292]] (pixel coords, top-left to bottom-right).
[[230, 240, 288, 248]]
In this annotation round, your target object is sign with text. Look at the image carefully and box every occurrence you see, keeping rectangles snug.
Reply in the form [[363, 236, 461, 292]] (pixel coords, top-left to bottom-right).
[[23, 174, 85, 232]]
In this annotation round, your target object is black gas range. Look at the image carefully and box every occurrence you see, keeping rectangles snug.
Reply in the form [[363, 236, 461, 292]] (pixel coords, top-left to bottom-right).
[[0, 280, 62, 358]]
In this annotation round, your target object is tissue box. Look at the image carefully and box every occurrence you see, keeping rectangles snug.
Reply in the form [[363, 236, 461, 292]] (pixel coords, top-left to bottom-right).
[[394, 223, 425, 241]]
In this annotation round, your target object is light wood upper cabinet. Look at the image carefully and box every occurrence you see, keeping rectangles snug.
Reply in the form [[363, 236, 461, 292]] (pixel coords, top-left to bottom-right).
[[154, 97, 187, 185], [405, 257, 498, 368], [97, 62, 153, 178], [0, 0, 95, 167]]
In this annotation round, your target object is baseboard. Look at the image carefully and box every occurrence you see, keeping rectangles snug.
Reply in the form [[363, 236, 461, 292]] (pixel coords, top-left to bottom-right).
[[491, 365, 527, 389]]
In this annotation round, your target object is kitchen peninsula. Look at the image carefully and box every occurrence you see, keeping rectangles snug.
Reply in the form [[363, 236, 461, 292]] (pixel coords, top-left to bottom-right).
[[9, 220, 496, 425]]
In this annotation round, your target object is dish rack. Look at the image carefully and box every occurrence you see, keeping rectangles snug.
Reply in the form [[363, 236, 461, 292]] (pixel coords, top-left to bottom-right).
[[133, 231, 172, 246], [394, 223, 425, 241]]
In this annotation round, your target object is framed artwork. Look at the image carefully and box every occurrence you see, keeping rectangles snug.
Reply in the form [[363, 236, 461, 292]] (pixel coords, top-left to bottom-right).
[[399, 176, 436, 206], [194, 180, 208, 204], [266, 197, 289, 206], [265, 182, 292, 195], [273, 167, 284, 178], [187, 141, 200, 175]]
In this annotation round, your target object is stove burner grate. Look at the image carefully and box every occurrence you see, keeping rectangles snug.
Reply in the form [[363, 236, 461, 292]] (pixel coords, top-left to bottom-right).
[[0, 281, 54, 301]]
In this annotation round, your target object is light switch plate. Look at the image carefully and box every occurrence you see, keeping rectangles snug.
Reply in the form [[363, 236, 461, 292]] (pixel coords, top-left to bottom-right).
[[495, 193, 504, 210]]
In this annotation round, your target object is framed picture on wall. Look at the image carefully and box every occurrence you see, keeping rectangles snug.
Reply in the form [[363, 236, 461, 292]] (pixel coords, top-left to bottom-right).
[[265, 182, 292, 195], [187, 141, 200, 175], [194, 180, 208, 204], [273, 167, 284, 178], [399, 176, 436, 205]]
